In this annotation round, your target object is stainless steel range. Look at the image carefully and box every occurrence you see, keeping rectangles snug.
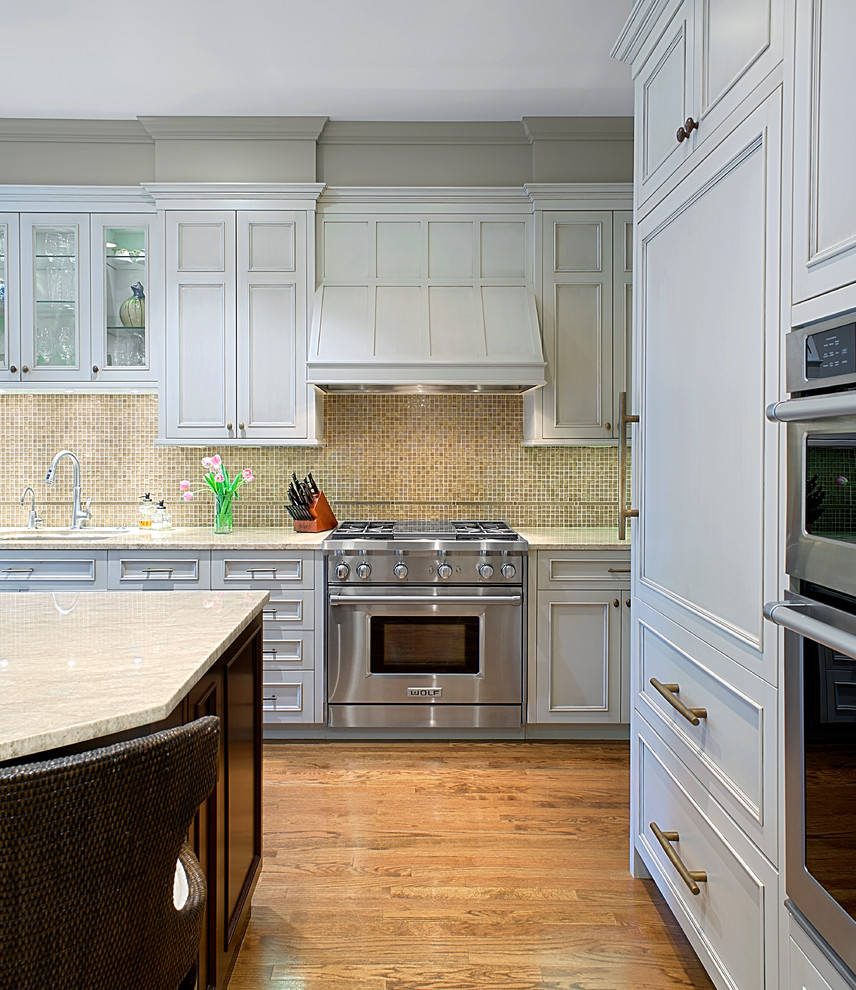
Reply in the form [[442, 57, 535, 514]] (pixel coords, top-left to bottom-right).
[[324, 520, 526, 729]]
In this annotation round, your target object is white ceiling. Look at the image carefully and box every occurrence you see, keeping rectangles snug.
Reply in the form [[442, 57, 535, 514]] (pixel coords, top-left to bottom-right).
[[1, 0, 633, 121]]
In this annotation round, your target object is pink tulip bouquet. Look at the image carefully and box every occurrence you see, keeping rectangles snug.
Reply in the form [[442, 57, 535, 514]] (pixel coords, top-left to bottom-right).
[[180, 455, 255, 533]]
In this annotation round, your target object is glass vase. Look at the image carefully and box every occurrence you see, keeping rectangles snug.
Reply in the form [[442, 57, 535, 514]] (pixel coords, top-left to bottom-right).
[[213, 491, 233, 534]]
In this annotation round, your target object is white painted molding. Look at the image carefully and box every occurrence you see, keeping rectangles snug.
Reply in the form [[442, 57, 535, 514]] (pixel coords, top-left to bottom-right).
[[610, 0, 680, 66], [521, 117, 634, 143], [318, 186, 534, 213], [0, 185, 155, 211], [317, 121, 528, 146], [142, 182, 327, 211], [525, 183, 634, 210], [0, 119, 150, 143], [137, 116, 329, 141]]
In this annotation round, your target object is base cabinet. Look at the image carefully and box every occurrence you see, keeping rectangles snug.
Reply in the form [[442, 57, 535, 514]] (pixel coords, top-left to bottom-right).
[[529, 549, 631, 725], [788, 916, 856, 990]]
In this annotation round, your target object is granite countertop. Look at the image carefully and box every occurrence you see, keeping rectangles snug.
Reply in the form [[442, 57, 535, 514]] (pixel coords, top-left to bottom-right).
[[0, 526, 331, 551], [0, 525, 629, 552], [516, 527, 631, 550], [0, 590, 268, 763]]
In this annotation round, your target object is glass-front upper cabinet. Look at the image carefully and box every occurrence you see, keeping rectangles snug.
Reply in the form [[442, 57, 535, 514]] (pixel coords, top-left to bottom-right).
[[91, 214, 154, 383], [20, 214, 91, 382], [0, 215, 20, 380]]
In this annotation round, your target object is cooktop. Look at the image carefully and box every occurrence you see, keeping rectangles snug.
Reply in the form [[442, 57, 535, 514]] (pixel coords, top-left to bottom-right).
[[327, 520, 521, 541]]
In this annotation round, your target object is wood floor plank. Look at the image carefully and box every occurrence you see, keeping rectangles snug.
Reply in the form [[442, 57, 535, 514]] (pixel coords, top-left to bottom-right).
[[226, 741, 716, 990]]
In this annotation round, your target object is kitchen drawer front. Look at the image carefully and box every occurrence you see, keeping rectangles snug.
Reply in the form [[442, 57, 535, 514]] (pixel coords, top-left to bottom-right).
[[635, 600, 778, 862], [0, 551, 107, 589], [211, 551, 314, 591], [261, 593, 315, 632], [788, 914, 856, 990], [261, 632, 314, 671], [635, 720, 778, 990], [107, 551, 211, 590], [262, 670, 315, 724], [536, 551, 631, 589]]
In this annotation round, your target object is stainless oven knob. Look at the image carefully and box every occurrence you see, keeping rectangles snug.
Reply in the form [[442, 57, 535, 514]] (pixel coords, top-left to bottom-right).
[[335, 563, 350, 580], [500, 563, 517, 579], [437, 562, 453, 580], [478, 563, 494, 579], [356, 563, 372, 579], [393, 562, 409, 580]]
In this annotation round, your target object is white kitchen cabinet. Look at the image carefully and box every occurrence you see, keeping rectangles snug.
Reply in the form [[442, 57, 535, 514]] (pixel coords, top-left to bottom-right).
[[627, 0, 784, 214], [788, 915, 856, 990], [161, 207, 322, 445], [106, 549, 210, 590], [529, 550, 630, 725], [791, 0, 856, 307], [0, 202, 156, 389], [0, 550, 107, 591], [211, 550, 324, 727], [633, 91, 782, 684]]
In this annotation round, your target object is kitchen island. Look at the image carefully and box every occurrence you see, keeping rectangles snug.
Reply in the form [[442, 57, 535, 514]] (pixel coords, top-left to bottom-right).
[[0, 590, 268, 990]]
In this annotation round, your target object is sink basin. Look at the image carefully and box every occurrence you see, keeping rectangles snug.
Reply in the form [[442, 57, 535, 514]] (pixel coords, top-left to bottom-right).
[[0, 528, 129, 542]]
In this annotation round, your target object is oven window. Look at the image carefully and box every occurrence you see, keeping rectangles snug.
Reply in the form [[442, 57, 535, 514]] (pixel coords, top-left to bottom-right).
[[802, 638, 856, 922], [369, 617, 480, 674], [805, 434, 856, 544]]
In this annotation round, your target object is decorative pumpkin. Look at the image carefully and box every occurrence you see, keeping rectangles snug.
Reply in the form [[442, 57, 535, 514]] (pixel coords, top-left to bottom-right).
[[119, 282, 145, 328]]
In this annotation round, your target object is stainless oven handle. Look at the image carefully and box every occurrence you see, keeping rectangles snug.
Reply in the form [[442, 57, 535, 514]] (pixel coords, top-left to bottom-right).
[[766, 392, 856, 422], [329, 594, 522, 606], [764, 600, 856, 660]]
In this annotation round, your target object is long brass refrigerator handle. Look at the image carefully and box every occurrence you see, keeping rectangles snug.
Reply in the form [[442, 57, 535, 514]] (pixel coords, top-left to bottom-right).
[[649, 822, 708, 895], [618, 391, 639, 541], [649, 678, 708, 726]]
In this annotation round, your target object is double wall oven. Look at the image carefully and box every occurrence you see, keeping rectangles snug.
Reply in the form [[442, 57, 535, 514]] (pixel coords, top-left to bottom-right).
[[324, 520, 525, 729], [766, 313, 856, 974]]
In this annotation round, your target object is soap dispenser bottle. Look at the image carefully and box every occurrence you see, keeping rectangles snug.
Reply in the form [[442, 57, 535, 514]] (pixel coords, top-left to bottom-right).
[[138, 493, 155, 530]]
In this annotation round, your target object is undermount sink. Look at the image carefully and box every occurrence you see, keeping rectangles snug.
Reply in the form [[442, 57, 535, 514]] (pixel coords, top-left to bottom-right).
[[0, 528, 129, 542]]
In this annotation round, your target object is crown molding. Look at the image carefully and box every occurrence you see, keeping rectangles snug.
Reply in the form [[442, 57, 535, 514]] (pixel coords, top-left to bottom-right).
[[317, 186, 534, 214], [525, 183, 633, 210], [521, 117, 634, 143], [137, 116, 329, 141], [0, 119, 150, 143], [317, 121, 528, 147], [142, 182, 326, 210], [0, 185, 155, 210], [610, 0, 680, 66]]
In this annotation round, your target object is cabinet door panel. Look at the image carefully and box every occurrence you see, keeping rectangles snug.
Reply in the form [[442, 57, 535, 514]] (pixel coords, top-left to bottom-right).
[[701, 0, 773, 117], [634, 93, 780, 682], [0, 214, 20, 378], [165, 212, 236, 439], [792, 0, 856, 304]]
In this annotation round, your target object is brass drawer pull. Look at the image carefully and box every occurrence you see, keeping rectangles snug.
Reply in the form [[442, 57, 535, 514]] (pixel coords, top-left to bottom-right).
[[618, 391, 639, 540], [262, 609, 277, 617], [263, 648, 278, 657], [247, 567, 278, 575], [142, 567, 174, 575], [650, 678, 707, 726], [650, 822, 707, 895], [263, 694, 278, 701], [2, 567, 34, 574], [607, 567, 631, 573]]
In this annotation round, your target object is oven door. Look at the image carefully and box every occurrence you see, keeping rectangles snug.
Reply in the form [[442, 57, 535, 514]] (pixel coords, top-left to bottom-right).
[[770, 391, 856, 597], [765, 591, 856, 973], [327, 585, 523, 707]]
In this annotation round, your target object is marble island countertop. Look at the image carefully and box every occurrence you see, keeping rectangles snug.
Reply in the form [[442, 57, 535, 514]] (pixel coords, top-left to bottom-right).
[[0, 525, 629, 551], [0, 590, 268, 763]]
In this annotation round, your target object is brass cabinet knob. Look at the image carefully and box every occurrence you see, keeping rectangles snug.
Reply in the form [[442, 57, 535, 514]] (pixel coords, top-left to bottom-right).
[[613, 598, 620, 608], [9, 365, 17, 374], [239, 422, 245, 430], [22, 365, 29, 373], [227, 422, 234, 431], [605, 422, 611, 431], [625, 598, 631, 607], [676, 116, 699, 143], [92, 365, 99, 374]]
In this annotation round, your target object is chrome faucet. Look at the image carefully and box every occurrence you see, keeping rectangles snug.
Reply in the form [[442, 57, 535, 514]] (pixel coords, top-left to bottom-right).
[[45, 450, 91, 529], [19, 486, 43, 530]]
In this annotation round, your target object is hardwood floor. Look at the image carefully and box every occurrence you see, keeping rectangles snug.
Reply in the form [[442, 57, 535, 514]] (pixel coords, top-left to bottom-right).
[[227, 741, 715, 990]]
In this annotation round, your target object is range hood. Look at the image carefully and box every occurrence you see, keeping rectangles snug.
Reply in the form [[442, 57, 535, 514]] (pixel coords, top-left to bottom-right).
[[307, 282, 547, 394]]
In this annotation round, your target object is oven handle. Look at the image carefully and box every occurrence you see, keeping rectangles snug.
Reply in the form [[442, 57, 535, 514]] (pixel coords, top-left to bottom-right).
[[764, 600, 856, 660], [329, 593, 522, 606], [766, 392, 856, 423]]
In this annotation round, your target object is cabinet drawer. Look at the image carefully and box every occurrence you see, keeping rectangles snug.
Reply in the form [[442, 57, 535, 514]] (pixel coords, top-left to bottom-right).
[[537, 551, 631, 589], [107, 551, 210, 589], [0, 551, 107, 589], [262, 670, 315, 724], [635, 601, 778, 861], [262, 633, 314, 670], [212, 551, 314, 590], [635, 721, 778, 990], [788, 914, 856, 990], [261, 593, 315, 631]]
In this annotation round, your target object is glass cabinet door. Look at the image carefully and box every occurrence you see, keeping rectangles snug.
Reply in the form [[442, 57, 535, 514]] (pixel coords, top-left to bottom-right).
[[92, 215, 154, 383], [21, 214, 90, 382]]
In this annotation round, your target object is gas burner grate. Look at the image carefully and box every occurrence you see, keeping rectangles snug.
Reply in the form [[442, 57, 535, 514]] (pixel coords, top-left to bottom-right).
[[328, 521, 396, 539], [452, 520, 520, 540]]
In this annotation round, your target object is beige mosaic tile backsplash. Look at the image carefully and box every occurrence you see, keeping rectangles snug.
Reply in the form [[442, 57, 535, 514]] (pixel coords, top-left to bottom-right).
[[1, 394, 625, 529]]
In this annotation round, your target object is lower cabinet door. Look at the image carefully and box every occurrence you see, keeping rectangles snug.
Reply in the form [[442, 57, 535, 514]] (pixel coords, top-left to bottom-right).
[[634, 716, 778, 990], [263, 669, 315, 725]]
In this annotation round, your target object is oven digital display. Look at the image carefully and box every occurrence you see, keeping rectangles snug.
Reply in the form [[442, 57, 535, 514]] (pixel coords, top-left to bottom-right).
[[369, 617, 480, 675], [806, 323, 856, 379]]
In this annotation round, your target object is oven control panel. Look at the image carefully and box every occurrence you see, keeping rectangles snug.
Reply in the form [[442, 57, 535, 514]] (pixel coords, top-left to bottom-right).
[[326, 550, 526, 585]]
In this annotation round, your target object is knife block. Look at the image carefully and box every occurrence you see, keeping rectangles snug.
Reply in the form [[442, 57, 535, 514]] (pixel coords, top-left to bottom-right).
[[292, 490, 338, 533]]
